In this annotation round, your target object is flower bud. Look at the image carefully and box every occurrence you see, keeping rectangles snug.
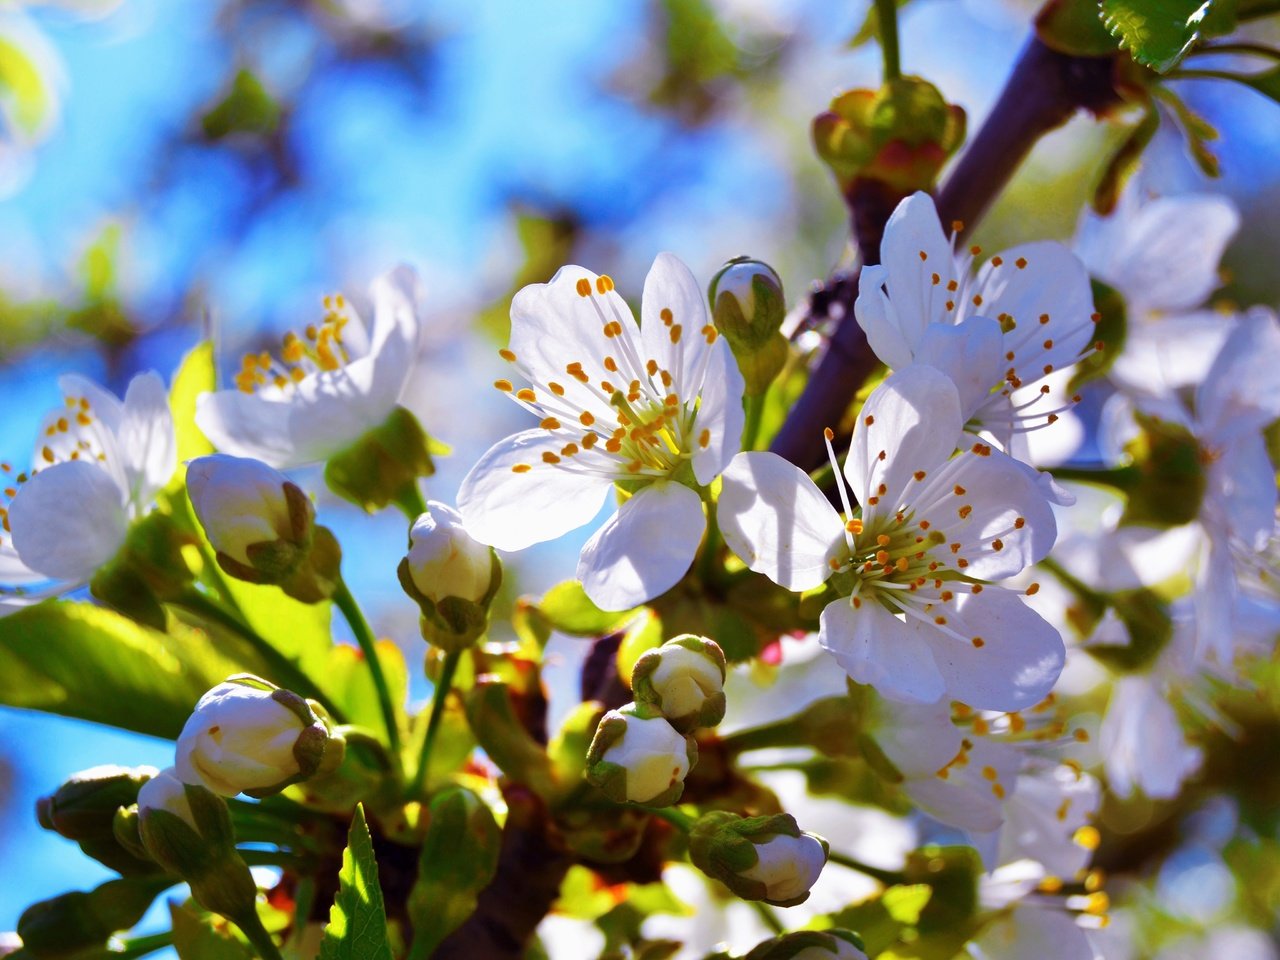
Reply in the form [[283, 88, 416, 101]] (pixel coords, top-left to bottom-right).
[[135, 769, 263, 930], [176, 676, 345, 798], [16, 878, 168, 960], [585, 702, 696, 807], [37, 765, 161, 877], [744, 930, 868, 960], [398, 502, 501, 652], [631, 634, 727, 732], [689, 811, 829, 907], [38, 765, 157, 841], [709, 258, 788, 397], [187, 454, 314, 576]]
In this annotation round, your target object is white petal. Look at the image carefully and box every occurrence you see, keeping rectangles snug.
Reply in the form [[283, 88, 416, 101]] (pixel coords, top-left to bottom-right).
[[9, 460, 128, 582], [118, 371, 176, 508], [457, 429, 612, 552], [848, 366, 961, 523], [990, 240, 1095, 376], [57, 373, 124, 433], [879, 192, 955, 349], [691, 336, 745, 485], [1196, 307, 1280, 437], [195, 390, 304, 468], [912, 316, 1004, 419], [577, 481, 705, 610], [820, 597, 946, 705], [928, 587, 1064, 711], [508, 263, 638, 406], [969, 907, 1094, 960], [915, 448, 1056, 581], [905, 737, 1019, 833], [1101, 675, 1201, 799], [640, 252, 710, 397], [718, 452, 843, 592], [366, 263, 426, 408], [1210, 434, 1277, 551], [1108, 311, 1235, 398], [854, 265, 915, 369]]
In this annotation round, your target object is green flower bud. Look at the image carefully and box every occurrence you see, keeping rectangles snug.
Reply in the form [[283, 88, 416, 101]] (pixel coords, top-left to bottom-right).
[[176, 675, 345, 799], [16, 878, 168, 960], [1118, 411, 1207, 528], [585, 702, 696, 806], [398, 502, 502, 652], [709, 258, 789, 397], [37, 765, 157, 842], [743, 930, 868, 960], [631, 634, 727, 732], [324, 405, 437, 513], [689, 811, 829, 907], [135, 770, 259, 923], [37, 765, 162, 877]]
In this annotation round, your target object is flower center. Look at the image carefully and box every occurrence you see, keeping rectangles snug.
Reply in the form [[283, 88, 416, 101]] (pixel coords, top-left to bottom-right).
[[234, 295, 353, 394], [495, 274, 717, 483]]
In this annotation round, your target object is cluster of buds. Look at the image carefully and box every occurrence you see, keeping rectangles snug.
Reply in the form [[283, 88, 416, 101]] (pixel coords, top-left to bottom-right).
[[690, 811, 830, 908], [36, 765, 162, 877], [708, 257, 788, 398], [585, 635, 726, 806], [186, 454, 341, 603], [398, 501, 502, 651]]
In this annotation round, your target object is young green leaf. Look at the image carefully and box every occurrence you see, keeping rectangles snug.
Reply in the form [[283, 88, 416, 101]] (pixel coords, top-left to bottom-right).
[[1101, 0, 1223, 73], [319, 805, 394, 960]]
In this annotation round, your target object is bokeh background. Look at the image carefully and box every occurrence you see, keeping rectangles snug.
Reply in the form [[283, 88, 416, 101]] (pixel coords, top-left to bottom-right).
[[2, 0, 1279, 944]]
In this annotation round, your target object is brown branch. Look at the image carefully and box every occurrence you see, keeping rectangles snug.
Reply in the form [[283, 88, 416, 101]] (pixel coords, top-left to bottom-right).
[[770, 37, 1122, 472]]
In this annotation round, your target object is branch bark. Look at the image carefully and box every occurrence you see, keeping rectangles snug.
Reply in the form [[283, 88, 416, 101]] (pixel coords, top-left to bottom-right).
[[770, 37, 1122, 472]]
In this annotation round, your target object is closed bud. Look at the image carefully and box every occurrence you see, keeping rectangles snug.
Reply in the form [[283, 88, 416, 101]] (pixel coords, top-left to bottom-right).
[[689, 811, 829, 907], [176, 676, 345, 798], [37, 765, 157, 842], [585, 702, 696, 807], [631, 634, 727, 732], [136, 769, 259, 924], [398, 502, 501, 653], [16, 878, 167, 960], [188, 454, 312, 567], [709, 258, 788, 397], [743, 930, 868, 960]]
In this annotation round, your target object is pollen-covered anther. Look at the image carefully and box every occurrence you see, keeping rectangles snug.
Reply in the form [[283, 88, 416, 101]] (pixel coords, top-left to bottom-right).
[[1025, 582, 1040, 595], [958, 504, 972, 519], [540, 417, 561, 430], [541, 452, 561, 465], [914, 470, 927, 481], [576, 278, 592, 297], [511, 463, 532, 474], [516, 388, 536, 402], [971, 636, 984, 648]]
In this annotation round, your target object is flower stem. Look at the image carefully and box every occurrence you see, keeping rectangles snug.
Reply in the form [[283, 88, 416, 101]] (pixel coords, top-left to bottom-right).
[[638, 805, 696, 832], [697, 497, 723, 588], [393, 482, 428, 522], [175, 589, 347, 724], [114, 932, 173, 960], [1046, 464, 1138, 491], [874, 0, 901, 81], [742, 392, 766, 452], [409, 647, 462, 799], [752, 900, 786, 935], [826, 850, 906, 886], [234, 909, 285, 960], [333, 579, 403, 769]]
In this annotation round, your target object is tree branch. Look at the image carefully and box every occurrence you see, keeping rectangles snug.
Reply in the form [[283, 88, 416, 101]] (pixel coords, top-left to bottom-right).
[[770, 37, 1122, 472]]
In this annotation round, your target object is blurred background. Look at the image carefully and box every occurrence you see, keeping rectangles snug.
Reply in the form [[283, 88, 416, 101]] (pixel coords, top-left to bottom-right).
[[2, 0, 1278, 947]]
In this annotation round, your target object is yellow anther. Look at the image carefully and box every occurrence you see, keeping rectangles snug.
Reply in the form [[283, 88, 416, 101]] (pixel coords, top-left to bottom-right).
[[512, 463, 532, 474], [516, 388, 536, 402], [540, 417, 561, 430], [494, 379, 513, 392], [541, 452, 561, 465], [576, 278, 592, 297], [499, 348, 517, 362], [596, 275, 614, 294], [699, 429, 710, 449], [669, 324, 682, 344]]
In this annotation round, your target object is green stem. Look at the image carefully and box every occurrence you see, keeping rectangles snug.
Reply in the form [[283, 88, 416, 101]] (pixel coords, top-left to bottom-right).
[[234, 910, 285, 960], [393, 482, 428, 522], [697, 496, 723, 588], [240, 848, 311, 870], [409, 648, 462, 799], [752, 900, 786, 935], [1187, 41, 1280, 61], [114, 932, 174, 960], [874, 0, 902, 80], [1039, 555, 1107, 609], [638, 805, 696, 832], [333, 579, 403, 768], [827, 850, 906, 886], [742, 392, 766, 452], [175, 589, 347, 724], [720, 717, 807, 756]]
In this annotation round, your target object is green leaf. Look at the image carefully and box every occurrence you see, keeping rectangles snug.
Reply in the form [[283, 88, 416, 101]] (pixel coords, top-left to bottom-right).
[[1092, 109, 1160, 215], [1037, 0, 1125, 56], [170, 342, 217, 464], [848, 0, 920, 47], [882, 884, 932, 924], [406, 787, 501, 960], [1101, 0, 1222, 73], [1154, 86, 1221, 176], [170, 902, 253, 960], [537, 580, 638, 636], [0, 602, 242, 739], [201, 69, 281, 141], [320, 805, 393, 960]]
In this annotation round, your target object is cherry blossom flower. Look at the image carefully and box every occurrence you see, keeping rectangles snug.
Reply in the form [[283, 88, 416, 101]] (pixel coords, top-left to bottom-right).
[[196, 265, 426, 469], [457, 253, 744, 610], [854, 191, 1097, 451], [1, 372, 175, 611], [718, 365, 1063, 711]]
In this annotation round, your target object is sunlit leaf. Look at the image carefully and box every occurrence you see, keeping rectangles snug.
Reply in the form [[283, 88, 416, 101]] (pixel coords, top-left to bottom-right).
[[319, 804, 393, 960], [1101, 0, 1224, 73]]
